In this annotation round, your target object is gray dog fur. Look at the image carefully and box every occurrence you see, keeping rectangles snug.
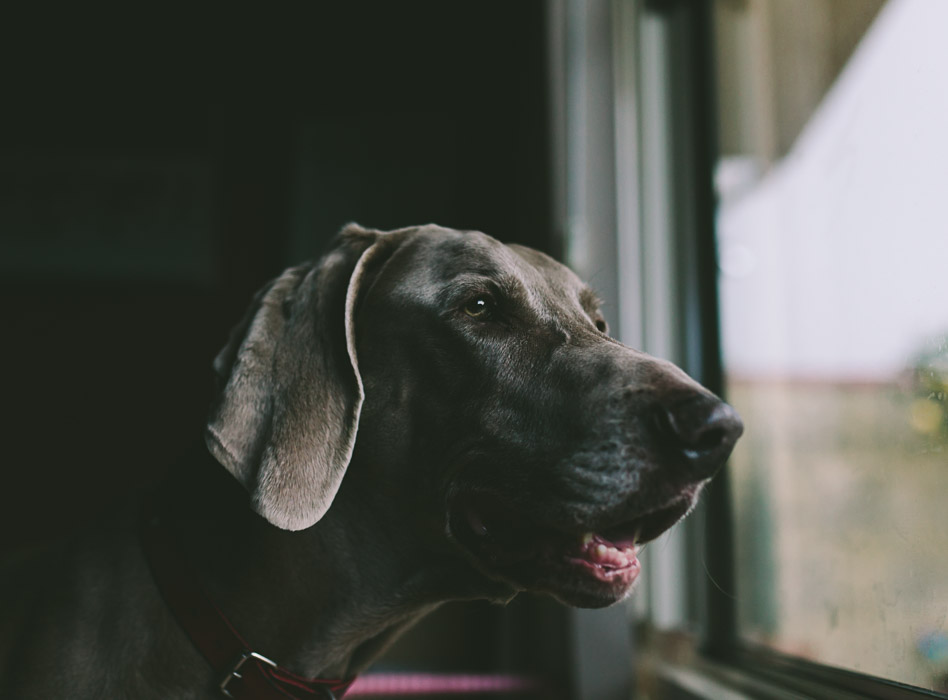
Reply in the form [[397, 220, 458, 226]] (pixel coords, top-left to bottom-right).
[[0, 224, 741, 698]]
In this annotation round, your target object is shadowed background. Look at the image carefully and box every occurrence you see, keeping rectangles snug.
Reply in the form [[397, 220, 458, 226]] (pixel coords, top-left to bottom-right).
[[0, 1, 568, 685]]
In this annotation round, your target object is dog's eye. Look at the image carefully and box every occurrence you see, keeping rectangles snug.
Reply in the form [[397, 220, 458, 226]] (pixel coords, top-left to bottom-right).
[[464, 297, 492, 319]]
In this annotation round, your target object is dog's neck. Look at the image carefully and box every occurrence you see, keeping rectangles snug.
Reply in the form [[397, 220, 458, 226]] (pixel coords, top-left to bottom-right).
[[162, 446, 511, 680]]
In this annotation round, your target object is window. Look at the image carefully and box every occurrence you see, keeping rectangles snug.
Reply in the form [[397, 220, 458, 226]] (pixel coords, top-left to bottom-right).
[[552, 0, 948, 698], [717, 0, 948, 692]]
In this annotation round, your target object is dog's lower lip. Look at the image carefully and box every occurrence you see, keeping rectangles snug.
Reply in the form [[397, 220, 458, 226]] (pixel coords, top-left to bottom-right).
[[448, 488, 700, 607], [451, 500, 647, 595]]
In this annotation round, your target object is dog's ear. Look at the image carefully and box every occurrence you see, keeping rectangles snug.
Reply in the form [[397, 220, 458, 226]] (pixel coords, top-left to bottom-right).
[[206, 223, 404, 530]]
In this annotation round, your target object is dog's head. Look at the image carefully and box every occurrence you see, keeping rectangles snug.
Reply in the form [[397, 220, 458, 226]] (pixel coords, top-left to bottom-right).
[[207, 224, 742, 608]]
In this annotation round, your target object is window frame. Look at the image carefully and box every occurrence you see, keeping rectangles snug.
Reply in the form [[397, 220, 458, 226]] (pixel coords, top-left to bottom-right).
[[551, 0, 948, 698]]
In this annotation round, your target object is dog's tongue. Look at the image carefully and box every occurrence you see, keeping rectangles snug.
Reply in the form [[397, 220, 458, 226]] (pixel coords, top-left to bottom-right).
[[572, 532, 639, 570], [462, 504, 641, 583]]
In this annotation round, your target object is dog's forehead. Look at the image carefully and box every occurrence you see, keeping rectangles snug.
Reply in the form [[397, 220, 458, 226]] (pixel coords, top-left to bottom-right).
[[399, 228, 594, 304]]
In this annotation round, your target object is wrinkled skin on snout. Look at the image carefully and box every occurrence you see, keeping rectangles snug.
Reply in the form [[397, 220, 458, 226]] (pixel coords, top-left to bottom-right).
[[349, 227, 743, 609]]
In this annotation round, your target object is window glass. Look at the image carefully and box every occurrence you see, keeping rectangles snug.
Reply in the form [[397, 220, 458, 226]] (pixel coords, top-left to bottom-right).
[[714, 0, 948, 691]]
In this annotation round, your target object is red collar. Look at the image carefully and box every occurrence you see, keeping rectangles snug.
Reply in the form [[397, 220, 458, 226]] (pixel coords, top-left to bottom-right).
[[141, 504, 354, 699]]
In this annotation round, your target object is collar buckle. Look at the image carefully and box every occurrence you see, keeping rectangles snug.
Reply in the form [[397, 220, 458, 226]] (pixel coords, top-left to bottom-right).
[[220, 650, 278, 698]]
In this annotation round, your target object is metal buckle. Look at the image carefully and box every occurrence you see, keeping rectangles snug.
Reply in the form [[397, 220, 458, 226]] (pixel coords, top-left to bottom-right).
[[220, 650, 278, 698]]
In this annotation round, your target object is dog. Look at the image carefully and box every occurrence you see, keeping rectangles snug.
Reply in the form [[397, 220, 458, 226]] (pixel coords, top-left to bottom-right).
[[0, 224, 742, 699]]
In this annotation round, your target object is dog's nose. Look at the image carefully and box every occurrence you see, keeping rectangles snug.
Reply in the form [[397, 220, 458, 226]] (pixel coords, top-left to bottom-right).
[[657, 395, 743, 478]]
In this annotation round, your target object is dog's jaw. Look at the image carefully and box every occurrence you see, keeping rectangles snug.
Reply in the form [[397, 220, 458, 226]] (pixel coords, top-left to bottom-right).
[[445, 488, 699, 608]]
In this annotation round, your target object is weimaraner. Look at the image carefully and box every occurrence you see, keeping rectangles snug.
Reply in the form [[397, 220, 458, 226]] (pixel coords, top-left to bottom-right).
[[0, 224, 742, 699]]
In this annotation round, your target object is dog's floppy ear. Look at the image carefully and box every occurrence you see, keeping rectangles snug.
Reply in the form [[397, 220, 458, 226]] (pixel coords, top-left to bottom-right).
[[206, 223, 403, 530]]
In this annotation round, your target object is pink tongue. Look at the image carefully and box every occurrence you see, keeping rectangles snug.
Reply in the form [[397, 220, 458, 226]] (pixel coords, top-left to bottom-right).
[[578, 533, 638, 569]]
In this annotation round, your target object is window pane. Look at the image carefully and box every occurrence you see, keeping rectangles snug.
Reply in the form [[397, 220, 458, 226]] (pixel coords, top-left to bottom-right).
[[714, 0, 948, 691]]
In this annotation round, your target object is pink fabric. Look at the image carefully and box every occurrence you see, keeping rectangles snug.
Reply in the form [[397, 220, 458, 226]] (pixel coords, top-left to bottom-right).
[[346, 673, 544, 696]]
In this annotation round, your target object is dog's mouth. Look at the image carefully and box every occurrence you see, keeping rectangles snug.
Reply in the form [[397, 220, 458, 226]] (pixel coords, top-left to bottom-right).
[[448, 490, 696, 608]]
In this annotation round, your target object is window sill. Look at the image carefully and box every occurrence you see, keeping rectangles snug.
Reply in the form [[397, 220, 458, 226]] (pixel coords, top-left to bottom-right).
[[638, 634, 948, 700]]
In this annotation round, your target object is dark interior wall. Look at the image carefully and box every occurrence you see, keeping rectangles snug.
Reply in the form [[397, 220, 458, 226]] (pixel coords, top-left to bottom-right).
[[1, 1, 562, 678]]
